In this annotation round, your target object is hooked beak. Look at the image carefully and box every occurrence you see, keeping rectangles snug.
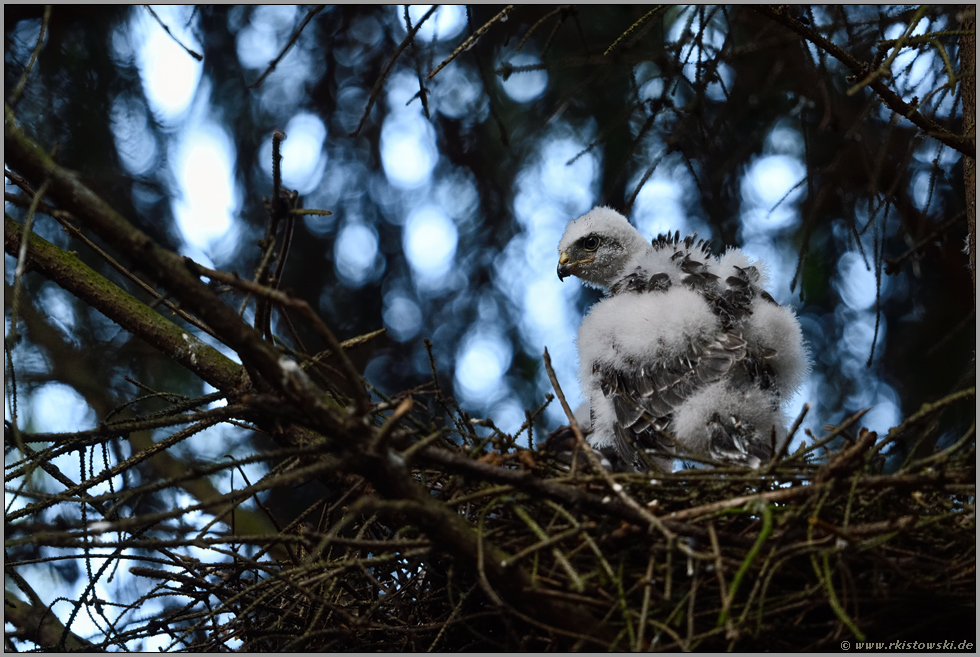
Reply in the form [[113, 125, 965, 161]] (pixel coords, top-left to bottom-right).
[[557, 252, 594, 282], [557, 252, 572, 282]]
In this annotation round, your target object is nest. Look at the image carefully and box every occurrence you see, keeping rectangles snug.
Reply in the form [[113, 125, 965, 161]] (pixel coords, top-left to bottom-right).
[[108, 386, 974, 652]]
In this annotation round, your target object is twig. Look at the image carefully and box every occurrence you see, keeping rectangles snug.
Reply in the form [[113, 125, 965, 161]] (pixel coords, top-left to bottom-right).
[[352, 5, 439, 137], [144, 5, 203, 61], [872, 386, 975, 455], [254, 130, 288, 341], [516, 6, 565, 54], [846, 6, 928, 96], [603, 6, 665, 56], [4, 190, 217, 337], [248, 5, 324, 88], [9, 4, 51, 106], [9, 179, 50, 344], [754, 6, 973, 156], [635, 553, 656, 650], [427, 5, 514, 80], [768, 403, 810, 468], [403, 5, 432, 120], [883, 210, 965, 274], [3, 214, 242, 391], [786, 408, 871, 462], [187, 261, 371, 414], [541, 347, 673, 539]]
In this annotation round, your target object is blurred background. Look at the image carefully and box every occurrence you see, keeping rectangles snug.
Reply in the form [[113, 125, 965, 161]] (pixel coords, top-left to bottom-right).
[[4, 6, 974, 648]]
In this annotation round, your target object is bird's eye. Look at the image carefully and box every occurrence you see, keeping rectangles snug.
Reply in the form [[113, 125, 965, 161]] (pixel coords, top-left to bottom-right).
[[582, 235, 601, 251]]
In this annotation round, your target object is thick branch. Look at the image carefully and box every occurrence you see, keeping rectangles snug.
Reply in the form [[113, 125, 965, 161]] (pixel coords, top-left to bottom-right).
[[4, 111, 619, 646], [4, 591, 92, 651], [4, 109, 346, 436], [4, 214, 241, 390], [961, 4, 976, 305]]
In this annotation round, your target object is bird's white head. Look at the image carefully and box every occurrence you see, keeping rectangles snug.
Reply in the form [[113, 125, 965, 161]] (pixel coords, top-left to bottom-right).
[[557, 206, 649, 290]]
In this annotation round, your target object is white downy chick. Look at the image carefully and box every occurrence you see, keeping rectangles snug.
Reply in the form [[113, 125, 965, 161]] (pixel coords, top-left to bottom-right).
[[557, 206, 809, 472]]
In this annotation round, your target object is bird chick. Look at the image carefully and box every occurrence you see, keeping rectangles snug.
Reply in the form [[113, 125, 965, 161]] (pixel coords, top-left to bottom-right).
[[556, 206, 809, 472]]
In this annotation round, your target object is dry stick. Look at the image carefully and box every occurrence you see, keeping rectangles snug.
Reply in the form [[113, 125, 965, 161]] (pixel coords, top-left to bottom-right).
[[249, 5, 324, 88], [9, 4, 51, 106], [187, 261, 371, 414], [255, 130, 288, 341], [666, 486, 806, 523], [785, 407, 871, 463], [352, 4, 439, 137], [707, 522, 730, 632], [767, 403, 811, 469], [270, 130, 286, 225], [537, 6, 567, 58], [871, 386, 976, 457], [266, 198, 297, 345], [369, 397, 413, 452], [635, 553, 656, 650], [144, 5, 203, 61], [427, 5, 514, 80], [663, 464, 974, 525], [464, 5, 511, 148], [426, 583, 477, 652], [271, 198, 295, 296], [541, 348, 674, 539]]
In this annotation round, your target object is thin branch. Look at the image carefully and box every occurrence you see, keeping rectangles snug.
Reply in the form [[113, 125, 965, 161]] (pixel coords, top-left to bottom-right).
[[516, 6, 565, 54], [352, 5, 439, 137], [8, 179, 49, 345], [144, 5, 203, 62], [8, 4, 51, 107], [604, 5, 665, 57], [427, 5, 514, 80], [248, 5, 323, 88], [403, 4, 432, 120], [846, 5, 928, 96], [186, 261, 372, 415], [541, 347, 674, 539], [754, 5, 973, 156]]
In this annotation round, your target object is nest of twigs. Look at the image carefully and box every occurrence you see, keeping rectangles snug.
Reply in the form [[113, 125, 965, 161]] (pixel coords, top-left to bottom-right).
[[100, 382, 974, 652]]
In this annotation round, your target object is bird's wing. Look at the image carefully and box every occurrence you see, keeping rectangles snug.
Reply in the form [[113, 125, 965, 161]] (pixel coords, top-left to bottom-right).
[[695, 261, 782, 393], [596, 330, 748, 471]]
